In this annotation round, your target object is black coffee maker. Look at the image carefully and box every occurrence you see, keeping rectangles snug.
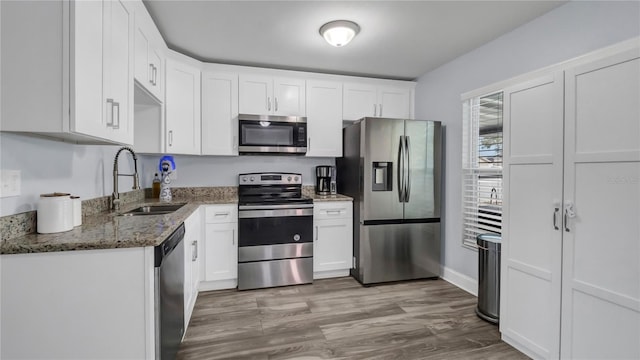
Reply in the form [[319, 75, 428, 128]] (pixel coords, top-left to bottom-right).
[[315, 166, 336, 195]]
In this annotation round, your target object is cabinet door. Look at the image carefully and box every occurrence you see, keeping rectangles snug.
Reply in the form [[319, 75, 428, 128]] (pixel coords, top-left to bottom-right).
[[314, 218, 352, 273], [134, 25, 151, 88], [379, 86, 411, 119], [204, 222, 237, 282], [202, 71, 239, 155], [273, 77, 305, 116], [165, 58, 201, 155], [104, 0, 133, 145], [71, 0, 106, 140], [239, 75, 272, 115], [343, 83, 377, 120], [501, 73, 564, 359], [561, 49, 640, 360], [306, 80, 342, 157]]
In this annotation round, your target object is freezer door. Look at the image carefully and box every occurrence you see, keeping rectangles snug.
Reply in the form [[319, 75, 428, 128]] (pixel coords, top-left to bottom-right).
[[362, 118, 405, 221], [403, 120, 441, 219], [356, 222, 441, 284]]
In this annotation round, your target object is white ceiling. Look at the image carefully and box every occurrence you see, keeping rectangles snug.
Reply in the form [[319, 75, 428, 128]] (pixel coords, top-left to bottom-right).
[[143, 1, 566, 81]]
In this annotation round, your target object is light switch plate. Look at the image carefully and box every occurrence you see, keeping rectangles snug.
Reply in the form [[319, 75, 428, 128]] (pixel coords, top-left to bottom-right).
[[0, 170, 21, 198]]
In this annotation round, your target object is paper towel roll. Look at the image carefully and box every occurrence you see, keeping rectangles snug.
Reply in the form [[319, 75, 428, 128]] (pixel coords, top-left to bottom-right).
[[37, 193, 74, 234], [71, 196, 82, 227]]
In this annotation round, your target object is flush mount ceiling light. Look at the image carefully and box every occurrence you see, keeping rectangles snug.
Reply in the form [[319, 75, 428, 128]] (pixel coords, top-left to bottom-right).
[[319, 20, 360, 47]]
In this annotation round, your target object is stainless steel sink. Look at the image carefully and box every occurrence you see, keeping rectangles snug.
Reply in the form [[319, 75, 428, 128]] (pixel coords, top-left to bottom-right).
[[120, 204, 186, 216]]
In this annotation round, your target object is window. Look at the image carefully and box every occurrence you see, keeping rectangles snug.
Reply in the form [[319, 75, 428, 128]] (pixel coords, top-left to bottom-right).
[[462, 91, 503, 247]]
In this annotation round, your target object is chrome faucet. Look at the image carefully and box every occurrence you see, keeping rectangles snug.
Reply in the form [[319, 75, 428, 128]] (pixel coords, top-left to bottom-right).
[[112, 147, 140, 211]]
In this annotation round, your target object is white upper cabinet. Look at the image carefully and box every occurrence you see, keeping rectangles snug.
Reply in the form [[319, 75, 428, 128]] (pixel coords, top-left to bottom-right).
[[306, 80, 343, 157], [133, 3, 164, 101], [343, 82, 413, 120], [1, 0, 134, 145], [201, 70, 239, 155], [239, 75, 306, 116], [165, 53, 201, 155]]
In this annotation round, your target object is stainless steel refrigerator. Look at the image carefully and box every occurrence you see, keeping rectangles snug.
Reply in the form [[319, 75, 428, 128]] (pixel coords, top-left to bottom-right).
[[337, 118, 442, 285]]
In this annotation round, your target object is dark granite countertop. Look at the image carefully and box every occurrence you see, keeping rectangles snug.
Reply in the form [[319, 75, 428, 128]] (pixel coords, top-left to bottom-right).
[[0, 196, 237, 255], [0, 192, 352, 255]]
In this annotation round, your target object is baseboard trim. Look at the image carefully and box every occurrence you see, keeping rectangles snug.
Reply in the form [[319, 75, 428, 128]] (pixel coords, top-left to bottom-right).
[[441, 266, 477, 296], [314, 269, 350, 280], [198, 279, 237, 292]]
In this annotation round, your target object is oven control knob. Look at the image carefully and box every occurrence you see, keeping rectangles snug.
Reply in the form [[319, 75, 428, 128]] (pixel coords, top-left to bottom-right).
[[241, 177, 247, 182], [287, 176, 292, 182], [294, 176, 299, 182], [250, 176, 255, 182], [293, 234, 301, 241]]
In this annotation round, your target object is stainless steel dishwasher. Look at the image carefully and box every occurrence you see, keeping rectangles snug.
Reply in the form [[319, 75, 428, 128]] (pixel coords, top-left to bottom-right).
[[154, 224, 185, 359]]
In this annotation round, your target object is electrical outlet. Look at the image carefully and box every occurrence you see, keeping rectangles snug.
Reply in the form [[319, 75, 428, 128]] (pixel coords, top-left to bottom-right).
[[0, 170, 21, 198]]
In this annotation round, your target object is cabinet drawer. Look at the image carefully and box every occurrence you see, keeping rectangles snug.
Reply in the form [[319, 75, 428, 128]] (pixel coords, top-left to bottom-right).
[[314, 202, 352, 220], [204, 205, 237, 224]]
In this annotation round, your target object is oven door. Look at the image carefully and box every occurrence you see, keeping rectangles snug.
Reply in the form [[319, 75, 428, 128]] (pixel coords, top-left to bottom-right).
[[237, 205, 313, 262], [238, 115, 307, 154]]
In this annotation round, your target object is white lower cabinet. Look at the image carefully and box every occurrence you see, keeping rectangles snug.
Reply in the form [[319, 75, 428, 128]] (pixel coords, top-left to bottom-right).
[[183, 207, 202, 330], [200, 205, 238, 291], [501, 44, 640, 360], [313, 201, 353, 279]]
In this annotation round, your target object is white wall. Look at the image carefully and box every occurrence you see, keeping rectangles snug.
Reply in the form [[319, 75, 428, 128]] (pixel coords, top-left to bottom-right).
[[137, 154, 332, 187], [0, 133, 332, 216], [414, 0, 640, 288]]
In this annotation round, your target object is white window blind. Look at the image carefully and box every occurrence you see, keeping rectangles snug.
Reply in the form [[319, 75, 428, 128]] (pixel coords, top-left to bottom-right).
[[462, 91, 503, 247]]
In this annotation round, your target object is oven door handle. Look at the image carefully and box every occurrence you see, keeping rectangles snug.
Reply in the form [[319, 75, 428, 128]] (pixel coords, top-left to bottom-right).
[[238, 203, 314, 210], [239, 208, 313, 218]]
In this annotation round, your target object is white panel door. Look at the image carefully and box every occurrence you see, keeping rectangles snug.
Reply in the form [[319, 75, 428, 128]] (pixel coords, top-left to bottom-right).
[[314, 218, 352, 273], [204, 223, 237, 282], [343, 83, 377, 120], [379, 86, 411, 119], [306, 80, 343, 157], [105, 0, 133, 145], [501, 73, 564, 359], [239, 75, 272, 115], [561, 49, 640, 360], [274, 77, 306, 116], [201, 71, 239, 155], [165, 58, 201, 155], [71, 0, 106, 140]]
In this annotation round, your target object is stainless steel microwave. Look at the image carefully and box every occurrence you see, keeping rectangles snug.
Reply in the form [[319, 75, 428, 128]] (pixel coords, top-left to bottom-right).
[[238, 114, 307, 155]]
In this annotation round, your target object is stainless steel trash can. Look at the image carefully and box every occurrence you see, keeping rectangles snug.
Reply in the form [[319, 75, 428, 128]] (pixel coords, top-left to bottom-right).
[[476, 233, 501, 324]]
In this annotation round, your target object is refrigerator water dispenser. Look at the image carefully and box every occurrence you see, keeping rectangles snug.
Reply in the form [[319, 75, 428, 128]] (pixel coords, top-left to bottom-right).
[[372, 162, 392, 191]]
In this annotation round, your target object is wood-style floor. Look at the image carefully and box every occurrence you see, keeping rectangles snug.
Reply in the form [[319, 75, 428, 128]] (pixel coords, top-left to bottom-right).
[[178, 277, 528, 360]]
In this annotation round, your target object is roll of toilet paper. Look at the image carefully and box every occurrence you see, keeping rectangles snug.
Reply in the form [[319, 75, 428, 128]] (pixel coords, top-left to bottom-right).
[[71, 196, 82, 227], [37, 193, 74, 234]]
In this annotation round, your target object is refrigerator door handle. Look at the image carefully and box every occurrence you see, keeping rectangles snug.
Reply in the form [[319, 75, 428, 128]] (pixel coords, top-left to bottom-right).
[[397, 135, 404, 202], [404, 135, 411, 202]]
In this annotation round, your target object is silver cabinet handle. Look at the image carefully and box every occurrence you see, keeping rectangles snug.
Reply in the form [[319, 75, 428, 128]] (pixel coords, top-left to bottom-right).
[[232, 229, 235, 245], [149, 64, 154, 85], [233, 135, 238, 150], [168, 130, 173, 147], [192, 240, 197, 261], [112, 101, 120, 130], [267, 97, 271, 111], [106, 98, 114, 127], [274, 97, 278, 112], [404, 135, 411, 202], [373, 104, 377, 117], [214, 212, 229, 217], [315, 226, 318, 241], [564, 202, 576, 232], [153, 65, 158, 86], [379, 104, 383, 117], [553, 207, 560, 230], [308, 137, 311, 152]]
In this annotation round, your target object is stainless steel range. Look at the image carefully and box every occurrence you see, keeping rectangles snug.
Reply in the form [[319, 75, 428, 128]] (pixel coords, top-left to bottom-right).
[[237, 172, 313, 290]]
